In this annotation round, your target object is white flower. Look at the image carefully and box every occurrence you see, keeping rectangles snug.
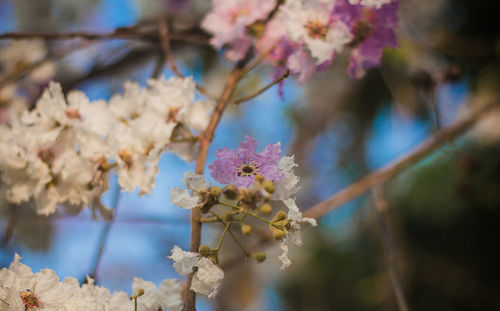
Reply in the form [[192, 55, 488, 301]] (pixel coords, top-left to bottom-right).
[[168, 246, 224, 299], [131, 278, 183, 311], [277, 199, 317, 270], [168, 245, 199, 276], [184, 100, 216, 132], [281, 0, 352, 63], [190, 257, 224, 299], [273, 156, 301, 200], [170, 172, 207, 210]]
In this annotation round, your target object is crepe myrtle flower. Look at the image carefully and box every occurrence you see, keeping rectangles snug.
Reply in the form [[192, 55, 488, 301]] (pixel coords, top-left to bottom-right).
[[209, 136, 283, 188]]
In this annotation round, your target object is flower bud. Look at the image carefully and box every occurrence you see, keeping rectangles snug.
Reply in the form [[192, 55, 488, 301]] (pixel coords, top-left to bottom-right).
[[130, 288, 145, 299], [199, 244, 211, 257], [272, 229, 286, 240], [252, 252, 267, 263], [262, 179, 275, 193], [255, 174, 265, 182], [272, 210, 288, 223], [210, 186, 222, 197], [241, 224, 253, 235], [223, 185, 238, 200], [259, 203, 272, 216]]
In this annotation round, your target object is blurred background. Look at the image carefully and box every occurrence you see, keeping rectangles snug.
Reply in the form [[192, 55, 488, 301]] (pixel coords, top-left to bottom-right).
[[1, 0, 500, 310]]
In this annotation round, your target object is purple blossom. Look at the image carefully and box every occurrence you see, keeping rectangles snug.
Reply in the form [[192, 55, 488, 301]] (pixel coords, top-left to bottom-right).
[[208, 136, 283, 188], [332, 0, 399, 78]]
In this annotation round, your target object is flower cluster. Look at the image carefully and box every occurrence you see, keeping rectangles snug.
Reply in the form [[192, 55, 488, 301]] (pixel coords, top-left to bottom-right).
[[170, 136, 316, 277], [0, 254, 183, 311], [0, 77, 213, 215], [202, 0, 399, 80]]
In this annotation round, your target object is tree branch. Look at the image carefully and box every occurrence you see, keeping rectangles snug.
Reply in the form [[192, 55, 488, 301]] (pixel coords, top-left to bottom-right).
[[0, 28, 209, 45], [182, 54, 251, 311], [303, 99, 498, 220]]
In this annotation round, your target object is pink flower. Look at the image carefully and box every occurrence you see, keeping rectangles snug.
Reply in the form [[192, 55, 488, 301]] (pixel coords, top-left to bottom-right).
[[332, 0, 399, 78], [208, 136, 283, 188], [201, 0, 276, 61]]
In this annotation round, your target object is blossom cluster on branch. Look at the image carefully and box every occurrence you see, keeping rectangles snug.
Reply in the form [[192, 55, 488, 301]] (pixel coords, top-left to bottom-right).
[[202, 0, 399, 80], [171, 136, 317, 284], [0, 77, 213, 215]]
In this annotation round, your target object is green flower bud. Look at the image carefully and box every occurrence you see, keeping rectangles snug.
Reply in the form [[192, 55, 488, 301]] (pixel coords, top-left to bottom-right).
[[252, 252, 267, 263], [210, 186, 222, 197], [241, 224, 253, 235], [272, 210, 288, 223], [272, 229, 286, 240], [259, 203, 272, 216], [255, 174, 265, 182], [262, 179, 275, 193], [199, 244, 211, 257]]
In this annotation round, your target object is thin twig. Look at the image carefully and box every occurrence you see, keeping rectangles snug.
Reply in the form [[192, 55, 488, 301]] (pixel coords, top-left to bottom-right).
[[373, 187, 411, 311], [233, 69, 290, 105], [303, 100, 499, 220], [158, 19, 183, 78], [86, 182, 121, 282], [215, 222, 231, 251], [238, 47, 275, 78]]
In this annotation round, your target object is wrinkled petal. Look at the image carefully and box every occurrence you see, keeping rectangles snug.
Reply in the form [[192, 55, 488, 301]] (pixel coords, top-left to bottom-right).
[[190, 257, 224, 299], [171, 188, 199, 210], [168, 245, 198, 276]]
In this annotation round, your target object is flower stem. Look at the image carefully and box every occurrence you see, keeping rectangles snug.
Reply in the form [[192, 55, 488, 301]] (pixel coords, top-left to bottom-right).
[[218, 201, 241, 210], [227, 228, 251, 258], [247, 212, 271, 224], [215, 222, 231, 252]]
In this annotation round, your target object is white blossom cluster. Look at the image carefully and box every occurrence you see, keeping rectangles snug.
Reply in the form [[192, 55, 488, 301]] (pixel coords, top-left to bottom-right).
[[0, 76, 214, 215], [0, 254, 183, 311]]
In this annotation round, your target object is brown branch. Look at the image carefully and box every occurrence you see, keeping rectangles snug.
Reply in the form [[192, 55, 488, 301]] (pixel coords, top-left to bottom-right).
[[373, 187, 411, 311], [0, 30, 157, 42], [182, 55, 251, 311], [233, 69, 290, 105], [303, 99, 499, 220], [0, 28, 209, 45]]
